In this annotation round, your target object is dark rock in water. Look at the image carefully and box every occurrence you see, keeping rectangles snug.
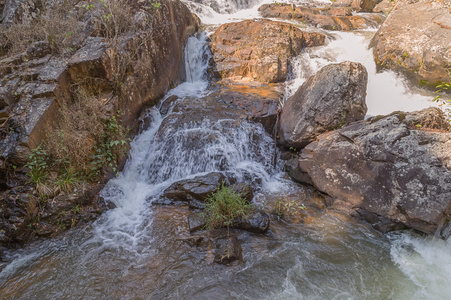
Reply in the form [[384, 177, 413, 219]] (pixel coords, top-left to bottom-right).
[[228, 183, 254, 203], [188, 212, 207, 232], [278, 61, 368, 149], [234, 210, 270, 233], [356, 209, 407, 233], [162, 172, 227, 207], [189, 198, 206, 210], [106, 201, 117, 210], [284, 158, 314, 186], [159, 95, 179, 116], [214, 235, 242, 264], [293, 108, 451, 238]]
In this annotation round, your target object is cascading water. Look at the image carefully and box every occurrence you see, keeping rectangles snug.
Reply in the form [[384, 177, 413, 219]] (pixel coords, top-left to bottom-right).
[[1, 0, 451, 299]]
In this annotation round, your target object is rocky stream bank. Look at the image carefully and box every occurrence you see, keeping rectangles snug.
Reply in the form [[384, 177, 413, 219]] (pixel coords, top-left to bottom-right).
[[0, 0, 450, 270]]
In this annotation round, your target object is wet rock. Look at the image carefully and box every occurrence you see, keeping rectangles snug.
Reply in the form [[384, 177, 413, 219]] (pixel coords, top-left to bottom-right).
[[214, 235, 242, 264], [159, 95, 179, 115], [210, 19, 325, 83], [371, 0, 451, 85], [188, 212, 207, 232], [293, 108, 451, 238], [228, 183, 253, 203], [258, 4, 381, 31], [284, 157, 314, 186], [163, 172, 226, 203], [356, 209, 407, 233], [278, 61, 368, 149], [234, 210, 270, 233]]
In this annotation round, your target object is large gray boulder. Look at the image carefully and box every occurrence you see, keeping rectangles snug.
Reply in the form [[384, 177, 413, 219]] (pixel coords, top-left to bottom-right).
[[278, 61, 368, 149], [371, 0, 451, 85], [292, 108, 451, 237]]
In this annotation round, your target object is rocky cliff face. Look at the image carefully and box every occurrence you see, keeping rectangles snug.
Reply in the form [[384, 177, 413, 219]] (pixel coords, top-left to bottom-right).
[[0, 0, 198, 247]]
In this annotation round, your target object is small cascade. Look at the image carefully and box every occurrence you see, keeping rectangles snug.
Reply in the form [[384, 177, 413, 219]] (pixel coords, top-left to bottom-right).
[[184, 32, 211, 83], [95, 29, 282, 253]]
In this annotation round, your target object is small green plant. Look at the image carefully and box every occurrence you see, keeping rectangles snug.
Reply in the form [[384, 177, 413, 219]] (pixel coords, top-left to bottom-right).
[[273, 196, 305, 220], [25, 144, 49, 184], [434, 82, 451, 122], [336, 112, 346, 129], [72, 205, 81, 214], [56, 167, 78, 192], [82, 3, 95, 10], [204, 184, 253, 231], [90, 111, 129, 179]]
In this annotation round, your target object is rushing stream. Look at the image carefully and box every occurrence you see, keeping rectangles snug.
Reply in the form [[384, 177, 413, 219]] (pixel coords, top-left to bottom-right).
[[1, 0, 449, 299]]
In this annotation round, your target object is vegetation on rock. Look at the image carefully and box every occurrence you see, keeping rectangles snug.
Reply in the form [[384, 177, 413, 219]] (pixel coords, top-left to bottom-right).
[[204, 184, 253, 231]]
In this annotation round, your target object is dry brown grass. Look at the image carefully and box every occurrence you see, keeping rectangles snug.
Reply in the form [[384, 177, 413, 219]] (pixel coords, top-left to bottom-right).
[[45, 88, 106, 176], [0, 0, 83, 58]]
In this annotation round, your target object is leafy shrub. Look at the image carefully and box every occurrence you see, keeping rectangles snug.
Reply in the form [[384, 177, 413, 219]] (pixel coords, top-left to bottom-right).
[[204, 184, 253, 230]]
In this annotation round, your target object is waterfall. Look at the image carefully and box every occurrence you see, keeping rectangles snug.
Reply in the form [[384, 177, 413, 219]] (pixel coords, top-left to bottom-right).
[[93, 31, 282, 254], [184, 32, 211, 83], [1, 1, 450, 298]]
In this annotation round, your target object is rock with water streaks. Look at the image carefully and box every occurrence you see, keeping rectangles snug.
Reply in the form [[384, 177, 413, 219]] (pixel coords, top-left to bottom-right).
[[278, 61, 368, 149], [290, 108, 451, 237]]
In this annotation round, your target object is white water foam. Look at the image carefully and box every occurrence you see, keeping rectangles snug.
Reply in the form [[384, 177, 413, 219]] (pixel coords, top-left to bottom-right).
[[389, 232, 451, 299], [93, 32, 285, 254]]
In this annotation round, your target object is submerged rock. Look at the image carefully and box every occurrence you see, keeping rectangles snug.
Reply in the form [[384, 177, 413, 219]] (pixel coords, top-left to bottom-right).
[[234, 210, 270, 233], [210, 19, 325, 83], [188, 212, 207, 232], [291, 108, 451, 238], [371, 0, 451, 85], [213, 235, 242, 264], [278, 61, 368, 149], [228, 183, 254, 203]]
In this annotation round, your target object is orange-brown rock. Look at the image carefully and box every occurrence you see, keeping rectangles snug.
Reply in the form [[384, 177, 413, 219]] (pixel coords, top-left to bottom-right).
[[210, 19, 325, 83], [258, 4, 382, 31]]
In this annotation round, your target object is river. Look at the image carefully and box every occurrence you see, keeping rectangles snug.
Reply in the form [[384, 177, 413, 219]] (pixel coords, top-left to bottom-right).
[[0, 0, 449, 299]]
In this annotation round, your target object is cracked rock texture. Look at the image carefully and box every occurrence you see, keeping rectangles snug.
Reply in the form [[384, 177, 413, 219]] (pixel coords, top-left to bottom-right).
[[292, 108, 451, 237]]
